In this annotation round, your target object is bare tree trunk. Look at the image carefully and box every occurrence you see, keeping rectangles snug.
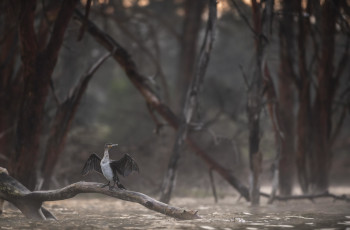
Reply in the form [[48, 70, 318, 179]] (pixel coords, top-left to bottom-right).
[[0, 2, 20, 168], [159, 125, 186, 203], [277, 0, 297, 196], [295, 0, 311, 194], [247, 97, 262, 205], [247, 0, 265, 205], [175, 0, 206, 111], [10, 0, 42, 189], [296, 83, 312, 194], [9, 0, 78, 189], [160, 0, 216, 203], [310, 0, 338, 193]]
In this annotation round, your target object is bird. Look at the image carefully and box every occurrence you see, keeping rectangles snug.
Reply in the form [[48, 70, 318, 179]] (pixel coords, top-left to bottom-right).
[[82, 143, 139, 190]]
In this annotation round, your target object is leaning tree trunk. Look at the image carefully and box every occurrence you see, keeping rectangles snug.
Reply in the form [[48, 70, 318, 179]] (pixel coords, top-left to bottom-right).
[[160, 1, 207, 203], [0, 167, 200, 220], [160, 0, 216, 204]]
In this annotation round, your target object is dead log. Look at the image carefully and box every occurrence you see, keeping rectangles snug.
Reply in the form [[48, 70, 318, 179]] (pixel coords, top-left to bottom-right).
[[0, 168, 200, 220]]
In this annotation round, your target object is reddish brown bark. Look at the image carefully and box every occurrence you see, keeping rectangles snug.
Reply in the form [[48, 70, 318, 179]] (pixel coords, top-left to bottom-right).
[[295, 0, 311, 194], [0, 3, 20, 167], [310, 0, 338, 193], [9, 0, 78, 189], [11, 0, 42, 189], [276, 0, 298, 196]]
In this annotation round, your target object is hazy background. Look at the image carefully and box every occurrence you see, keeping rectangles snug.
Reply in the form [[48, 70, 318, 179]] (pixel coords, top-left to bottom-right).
[[43, 0, 350, 197]]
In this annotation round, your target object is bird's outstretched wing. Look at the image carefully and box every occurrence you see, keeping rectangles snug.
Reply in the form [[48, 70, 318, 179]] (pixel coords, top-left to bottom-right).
[[82, 153, 102, 175], [111, 154, 139, 177]]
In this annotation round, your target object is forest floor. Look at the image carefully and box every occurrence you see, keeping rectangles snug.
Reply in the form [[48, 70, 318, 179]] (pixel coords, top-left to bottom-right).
[[0, 188, 350, 230]]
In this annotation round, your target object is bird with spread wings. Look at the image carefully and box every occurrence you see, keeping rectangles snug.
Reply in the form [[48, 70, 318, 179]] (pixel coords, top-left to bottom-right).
[[82, 143, 139, 190]]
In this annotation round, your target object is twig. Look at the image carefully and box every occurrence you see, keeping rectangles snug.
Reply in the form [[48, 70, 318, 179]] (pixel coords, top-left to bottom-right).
[[0, 126, 14, 140], [229, 0, 258, 38], [209, 168, 218, 203], [239, 64, 251, 90], [330, 105, 347, 147], [77, 0, 92, 41], [49, 78, 61, 105], [132, 7, 182, 43], [146, 103, 164, 134], [105, 12, 170, 103]]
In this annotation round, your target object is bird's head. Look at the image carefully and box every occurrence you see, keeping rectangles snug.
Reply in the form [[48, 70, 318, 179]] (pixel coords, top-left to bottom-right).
[[104, 143, 118, 150]]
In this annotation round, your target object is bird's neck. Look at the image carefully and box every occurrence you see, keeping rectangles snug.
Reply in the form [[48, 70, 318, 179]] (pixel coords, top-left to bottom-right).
[[103, 149, 110, 161]]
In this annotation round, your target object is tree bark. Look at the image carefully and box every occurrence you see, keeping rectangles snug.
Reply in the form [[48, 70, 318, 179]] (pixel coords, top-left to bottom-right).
[[247, 0, 265, 205], [295, 0, 311, 194], [175, 0, 207, 111], [0, 168, 200, 220], [310, 0, 338, 193], [277, 0, 297, 196], [10, 0, 41, 189], [10, 0, 78, 190], [0, 2, 20, 168]]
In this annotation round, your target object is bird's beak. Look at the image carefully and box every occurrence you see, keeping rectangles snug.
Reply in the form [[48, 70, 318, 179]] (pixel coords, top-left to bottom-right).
[[110, 144, 118, 148]]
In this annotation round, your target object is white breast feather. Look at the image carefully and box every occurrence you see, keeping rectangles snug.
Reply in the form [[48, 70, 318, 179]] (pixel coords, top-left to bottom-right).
[[101, 159, 114, 181]]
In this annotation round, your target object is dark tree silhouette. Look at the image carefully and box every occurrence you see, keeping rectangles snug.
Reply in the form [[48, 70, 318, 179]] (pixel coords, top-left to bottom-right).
[[0, 0, 109, 190]]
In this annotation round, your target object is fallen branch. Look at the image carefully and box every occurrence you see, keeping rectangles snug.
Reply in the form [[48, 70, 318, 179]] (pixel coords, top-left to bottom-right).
[[260, 191, 350, 203], [0, 168, 200, 220]]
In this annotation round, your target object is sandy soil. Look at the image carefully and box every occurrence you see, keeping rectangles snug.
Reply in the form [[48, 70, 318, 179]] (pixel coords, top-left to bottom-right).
[[1, 193, 350, 229]]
